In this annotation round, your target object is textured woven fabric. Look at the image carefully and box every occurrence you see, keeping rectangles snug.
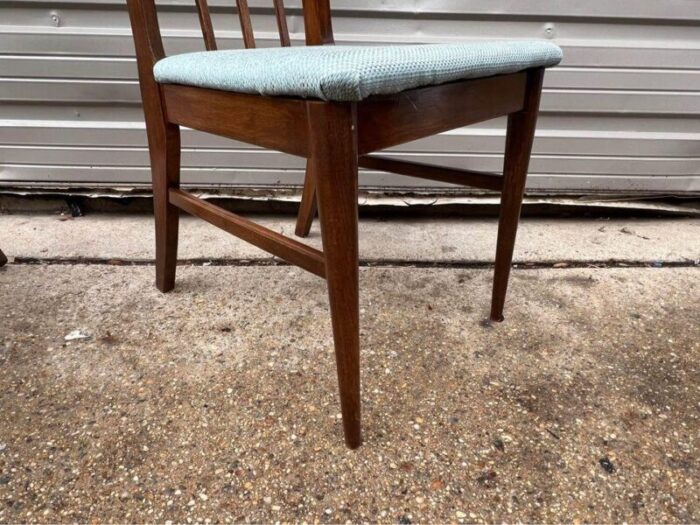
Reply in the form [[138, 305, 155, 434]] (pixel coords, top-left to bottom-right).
[[154, 41, 562, 102]]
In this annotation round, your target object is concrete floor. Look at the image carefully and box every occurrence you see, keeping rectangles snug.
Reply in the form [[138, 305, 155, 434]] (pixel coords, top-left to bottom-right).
[[0, 214, 698, 523], [2, 214, 699, 264]]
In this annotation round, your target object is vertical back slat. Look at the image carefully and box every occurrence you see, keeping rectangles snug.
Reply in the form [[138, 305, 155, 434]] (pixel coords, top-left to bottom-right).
[[273, 0, 291, 47], [190, 0, 333, 51], [195, 0, 218, 50], [236, 0, 257, 48]]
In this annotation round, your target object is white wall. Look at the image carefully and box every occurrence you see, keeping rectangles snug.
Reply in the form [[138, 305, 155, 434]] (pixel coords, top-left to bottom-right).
[[1, 0, 699, 194]]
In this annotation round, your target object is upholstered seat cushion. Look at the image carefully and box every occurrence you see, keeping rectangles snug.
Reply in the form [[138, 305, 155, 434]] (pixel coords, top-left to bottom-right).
[[154, 41, 562, 102]]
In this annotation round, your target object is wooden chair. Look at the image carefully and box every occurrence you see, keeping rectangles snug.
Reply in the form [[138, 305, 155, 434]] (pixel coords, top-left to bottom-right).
[[126, 0, 561, 448]]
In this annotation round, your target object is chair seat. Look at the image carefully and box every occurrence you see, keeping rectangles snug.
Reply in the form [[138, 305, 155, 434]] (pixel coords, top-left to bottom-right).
[[154, 41, 562, 102]]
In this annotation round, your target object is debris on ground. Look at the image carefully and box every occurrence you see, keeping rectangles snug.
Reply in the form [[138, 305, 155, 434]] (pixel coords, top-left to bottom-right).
[[63, 329, 91, 341], [599, 457, 616, 474]]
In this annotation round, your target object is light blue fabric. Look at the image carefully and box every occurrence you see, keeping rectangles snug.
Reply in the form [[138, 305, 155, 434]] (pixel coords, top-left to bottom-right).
[[154, 41, 562, 102]]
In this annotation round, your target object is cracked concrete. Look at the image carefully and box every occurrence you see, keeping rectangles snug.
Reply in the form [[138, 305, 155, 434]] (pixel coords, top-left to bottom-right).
[[2, 214, 698, 264]]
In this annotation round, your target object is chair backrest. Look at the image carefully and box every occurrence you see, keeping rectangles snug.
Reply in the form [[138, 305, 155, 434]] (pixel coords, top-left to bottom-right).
[[126, 0, 335, 132], [126, 0, 335, 71], [225, 0, 335, 47], [195, 0, 292, 50]]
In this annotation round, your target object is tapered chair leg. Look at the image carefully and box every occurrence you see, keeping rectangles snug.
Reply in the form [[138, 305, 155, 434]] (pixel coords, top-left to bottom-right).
[[295, 160, 318, 238], [151, 123, 181, 292], [490, 69, 545, 322], [308, 102, 362, 449]]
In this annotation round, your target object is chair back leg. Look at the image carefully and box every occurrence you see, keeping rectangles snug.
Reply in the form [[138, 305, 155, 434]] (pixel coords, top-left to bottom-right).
[[295, 160, 318, 238], [308, 102, 362, 449], [152, 123, 182, 292], [491, 68, 545, 322]]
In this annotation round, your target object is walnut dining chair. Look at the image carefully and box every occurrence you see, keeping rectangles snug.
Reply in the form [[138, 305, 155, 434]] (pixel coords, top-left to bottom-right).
[[126, 0, 562, 449]]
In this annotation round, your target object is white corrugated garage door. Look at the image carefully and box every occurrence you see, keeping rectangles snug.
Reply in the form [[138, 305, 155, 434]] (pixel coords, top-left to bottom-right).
[[1, 0, 699, 194]]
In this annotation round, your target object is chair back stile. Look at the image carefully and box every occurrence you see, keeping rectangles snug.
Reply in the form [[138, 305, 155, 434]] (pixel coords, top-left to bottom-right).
[[127, 0, 166, 70], [126, 0, 169, 147], [301, 0, 334, 45]]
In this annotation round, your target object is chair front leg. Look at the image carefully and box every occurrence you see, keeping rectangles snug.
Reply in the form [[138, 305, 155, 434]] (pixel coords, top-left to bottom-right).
[[295, 159, 318, 238], [150, 122, 181, 292], [308, 102, 362, 449], [491, 68, 545, 322]]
